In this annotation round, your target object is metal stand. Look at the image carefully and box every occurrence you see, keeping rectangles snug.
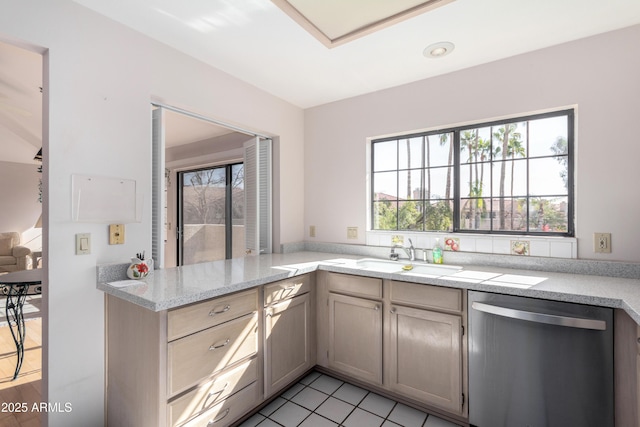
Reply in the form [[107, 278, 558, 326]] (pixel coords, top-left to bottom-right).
[[2, 282, 42, 380]]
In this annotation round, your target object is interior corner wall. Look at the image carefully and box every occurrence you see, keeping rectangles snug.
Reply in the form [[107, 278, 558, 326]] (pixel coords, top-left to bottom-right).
[[0, 1, 305, 425], [303, 24, 640, 263]]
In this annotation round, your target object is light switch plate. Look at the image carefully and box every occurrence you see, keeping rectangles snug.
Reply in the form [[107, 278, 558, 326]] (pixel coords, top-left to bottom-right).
[[76, 233, 91, 255]]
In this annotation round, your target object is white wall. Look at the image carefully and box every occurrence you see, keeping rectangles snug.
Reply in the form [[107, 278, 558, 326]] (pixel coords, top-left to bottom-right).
[[304, 24, 640, 263], [0, 1, 304, 425], [0, 161, 42, 248]]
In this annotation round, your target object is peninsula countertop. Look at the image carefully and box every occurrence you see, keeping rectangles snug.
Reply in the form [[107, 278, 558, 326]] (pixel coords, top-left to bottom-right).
[[96, 251, 640, 324]]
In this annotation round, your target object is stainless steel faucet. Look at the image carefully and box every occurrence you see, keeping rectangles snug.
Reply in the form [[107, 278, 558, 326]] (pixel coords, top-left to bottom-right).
[[390, 238, 415, 261]]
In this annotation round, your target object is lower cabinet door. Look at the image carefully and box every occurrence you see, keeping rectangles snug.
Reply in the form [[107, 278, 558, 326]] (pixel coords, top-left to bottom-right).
[[328, 293, 383, 385], [179, 382, 258, 427], [264, 293, 312, 396], [388, 304, 462, 413]]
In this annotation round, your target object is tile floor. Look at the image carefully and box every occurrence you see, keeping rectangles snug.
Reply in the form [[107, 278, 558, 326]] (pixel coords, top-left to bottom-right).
[[239, 371, 462, 427]]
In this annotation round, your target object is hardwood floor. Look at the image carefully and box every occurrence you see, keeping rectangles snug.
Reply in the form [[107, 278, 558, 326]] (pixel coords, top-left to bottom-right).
[[0, 318, 42, 427]]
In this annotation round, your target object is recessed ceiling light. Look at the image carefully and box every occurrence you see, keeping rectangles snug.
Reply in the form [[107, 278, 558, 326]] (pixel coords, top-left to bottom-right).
[[424, 41, 455, 58]]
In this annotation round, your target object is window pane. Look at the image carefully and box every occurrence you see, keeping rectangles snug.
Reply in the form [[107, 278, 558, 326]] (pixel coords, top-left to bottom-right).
[[373, 201, 397, 230], [460, 163, 490, 199], [491, 123, 526, 161], [425, 200, 453, 231], [425, 166, 453, 200], [529, 197, 569, 232], [495, 197, 528, 232], [460, 198, 490, 231], [426, 133, 453, 167], [491, 159, 527, 198], [399, 169, 422, 200], [373, 171, 398, 200], [399, 137, 422, 170], [529, 116, 568, 158], [373, 140, 397, 171], [529, 157, 568, 195], [230, 163, 245, 259], [399, 200, 422, 230], [461, 128, 492, 164]]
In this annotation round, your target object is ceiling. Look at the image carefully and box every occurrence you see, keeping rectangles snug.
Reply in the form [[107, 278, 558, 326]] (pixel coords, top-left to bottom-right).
[[72, 0, 640, 109], [2, 0, 640, 164]]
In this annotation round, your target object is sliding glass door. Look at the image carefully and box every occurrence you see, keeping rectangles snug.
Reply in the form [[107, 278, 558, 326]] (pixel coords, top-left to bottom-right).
[[177, 163, 244, 265]]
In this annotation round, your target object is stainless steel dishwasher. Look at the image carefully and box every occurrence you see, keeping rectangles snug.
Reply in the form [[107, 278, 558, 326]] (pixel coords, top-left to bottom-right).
[[468, 290, 613, 427]]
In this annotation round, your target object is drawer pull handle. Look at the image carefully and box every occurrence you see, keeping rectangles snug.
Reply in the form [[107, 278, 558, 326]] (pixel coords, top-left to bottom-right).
[[390, 307, 397, 314], [208, 382, 229, 398], [209, 339, 231, 351], [209, 305, 231, 316], [284, 285, 297, 290], [374, 305, 380, 311], [207, 408, 230, 425]]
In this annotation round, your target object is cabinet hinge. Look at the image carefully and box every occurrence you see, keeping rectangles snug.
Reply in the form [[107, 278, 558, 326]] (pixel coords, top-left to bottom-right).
[[462, 393, 465, 408], [461, 325, 465, 336]]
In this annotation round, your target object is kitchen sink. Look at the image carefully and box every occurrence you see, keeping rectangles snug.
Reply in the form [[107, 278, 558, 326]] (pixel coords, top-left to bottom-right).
[[354, 258, 462, 277]]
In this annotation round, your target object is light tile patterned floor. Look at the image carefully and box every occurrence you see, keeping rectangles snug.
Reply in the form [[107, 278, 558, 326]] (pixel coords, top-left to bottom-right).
[[239, 371, 462, 427]]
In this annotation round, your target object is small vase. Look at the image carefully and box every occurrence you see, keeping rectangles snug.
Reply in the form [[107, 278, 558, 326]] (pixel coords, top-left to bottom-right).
[[127, 257, 153, 279]]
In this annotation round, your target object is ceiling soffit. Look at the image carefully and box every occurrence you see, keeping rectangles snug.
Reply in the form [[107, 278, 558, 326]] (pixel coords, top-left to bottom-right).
[[271, 0, 455, 48]]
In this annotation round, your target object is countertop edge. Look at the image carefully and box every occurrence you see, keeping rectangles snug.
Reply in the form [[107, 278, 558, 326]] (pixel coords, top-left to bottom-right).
[[96, 253, 640, 325]]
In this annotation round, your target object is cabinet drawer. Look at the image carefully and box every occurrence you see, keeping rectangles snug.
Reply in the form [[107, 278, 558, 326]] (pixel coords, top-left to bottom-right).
[[168, 289, 258, 341], [390, 281, 462, 313], [168, 312, 258, 396], [264, 274, 311, 306], [178, 382, 259, 427], [168, 358, 258, 427], [328, 272, 382, 299]]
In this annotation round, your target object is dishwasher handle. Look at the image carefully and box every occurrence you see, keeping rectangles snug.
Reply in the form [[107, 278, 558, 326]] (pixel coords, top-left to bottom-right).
[[471, 301, 607, 331]]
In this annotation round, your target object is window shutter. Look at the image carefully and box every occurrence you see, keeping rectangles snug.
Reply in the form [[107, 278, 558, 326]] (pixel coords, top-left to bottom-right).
[[244, 137, 272, 254], [151, 107, 166, 268]]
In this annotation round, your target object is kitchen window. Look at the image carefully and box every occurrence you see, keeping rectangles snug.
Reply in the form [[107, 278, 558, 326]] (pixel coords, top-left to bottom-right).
[[371, 109, 574, 236]]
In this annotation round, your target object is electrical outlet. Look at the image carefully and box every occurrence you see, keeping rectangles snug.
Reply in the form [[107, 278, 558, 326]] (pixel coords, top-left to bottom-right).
[[594, 232, 611, 253], [347, 227, 358, 239], [309, 225, 316, 238]]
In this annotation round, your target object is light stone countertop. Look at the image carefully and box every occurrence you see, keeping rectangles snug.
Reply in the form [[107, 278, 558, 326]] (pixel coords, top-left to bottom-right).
[[96, 251, 640, 325]]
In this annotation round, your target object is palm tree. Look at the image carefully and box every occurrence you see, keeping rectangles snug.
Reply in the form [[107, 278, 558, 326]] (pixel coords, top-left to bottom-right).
[[493, 124, 522, 230], [441, 133, 452, 200], [460, 130, 477, 228], [550, 136, 568, 189], [507, 131, 525, 229], [406, 139, 412, 200]]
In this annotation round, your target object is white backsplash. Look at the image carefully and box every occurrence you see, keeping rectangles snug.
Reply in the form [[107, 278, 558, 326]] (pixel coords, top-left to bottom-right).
[[366, 231, 577, 259]]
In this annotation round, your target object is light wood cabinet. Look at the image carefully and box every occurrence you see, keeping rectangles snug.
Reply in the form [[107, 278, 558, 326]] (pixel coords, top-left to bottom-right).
[[106, 288, 260, 427], [388, 304, 462, 412], [387, 280, 465, 416], [317, 272, 467, 420], [264, 290, 313, 397], [328, 292, 383, 385]]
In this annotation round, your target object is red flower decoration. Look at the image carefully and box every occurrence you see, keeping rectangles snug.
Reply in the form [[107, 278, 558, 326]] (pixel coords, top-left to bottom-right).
[[136, 263, 149, 274]]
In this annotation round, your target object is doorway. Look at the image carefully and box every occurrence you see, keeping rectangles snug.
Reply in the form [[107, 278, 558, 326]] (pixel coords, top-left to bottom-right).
[[177, 162, 245, 265], [0, 39, 45, 427]]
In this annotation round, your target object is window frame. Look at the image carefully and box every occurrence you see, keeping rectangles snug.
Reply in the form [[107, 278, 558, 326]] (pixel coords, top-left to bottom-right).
[[370, 109, 575, 237]]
